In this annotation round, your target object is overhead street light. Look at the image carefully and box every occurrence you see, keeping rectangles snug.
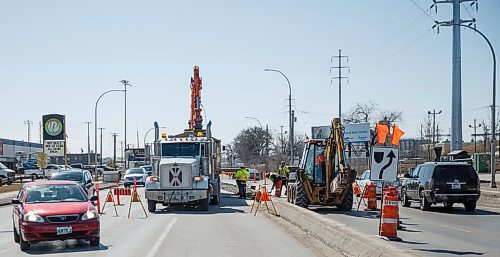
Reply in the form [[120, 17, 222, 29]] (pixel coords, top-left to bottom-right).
[[245, 116, 263, 129], [94, 89, 124, 181], [264, 68, 294, 165]]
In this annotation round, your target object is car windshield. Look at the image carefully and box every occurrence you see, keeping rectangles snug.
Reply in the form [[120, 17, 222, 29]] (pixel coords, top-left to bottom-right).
[[25, 184, 87, 203], [142, 166, 152, 171], [50, 172, 83, 182], [161, 143, 200, 157], [433, 165, 477, 180], [126, 168, 144, 175]]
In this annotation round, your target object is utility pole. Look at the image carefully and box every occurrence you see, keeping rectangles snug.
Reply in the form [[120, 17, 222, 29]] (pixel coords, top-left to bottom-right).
[[279, 126, 285, 156], [85, 121, 92, 165], [119, 80, 131, 170], [432, 0, 476, 150], [112, 133, 118, 169], [330, 49, 349, 118], [98, 128, 105, 165], [428, 110, 442, 150], [469, 119, 481, 153], [120, 141, 124, 169], [24, 120, 33, 142], [39, 121, 42, 144], [137, 130, 140, 150]]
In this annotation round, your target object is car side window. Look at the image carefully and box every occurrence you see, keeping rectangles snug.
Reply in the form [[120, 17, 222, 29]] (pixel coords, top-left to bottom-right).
[[17, 188, 25, 200], [411, 166, 420, 177]]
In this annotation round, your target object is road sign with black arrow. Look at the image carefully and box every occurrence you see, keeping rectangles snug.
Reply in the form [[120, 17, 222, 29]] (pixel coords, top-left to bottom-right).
[[370, 146, 399, 182]]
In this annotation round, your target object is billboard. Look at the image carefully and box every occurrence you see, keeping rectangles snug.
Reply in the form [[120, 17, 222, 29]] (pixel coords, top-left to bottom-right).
[[344, 122, 371, 143], [43, 114, 66, 141], [126, 148, 146, 162], [44, 140, 65, 157], [311, 126, 331, 139]]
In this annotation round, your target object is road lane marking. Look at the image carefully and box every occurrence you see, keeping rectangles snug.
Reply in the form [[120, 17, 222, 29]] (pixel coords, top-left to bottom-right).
[[145, 217, 178, 257], [439, 224, 472, 233]]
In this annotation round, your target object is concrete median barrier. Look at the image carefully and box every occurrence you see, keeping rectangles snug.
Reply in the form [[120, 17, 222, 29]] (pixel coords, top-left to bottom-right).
[[222, 181, 420, 257]]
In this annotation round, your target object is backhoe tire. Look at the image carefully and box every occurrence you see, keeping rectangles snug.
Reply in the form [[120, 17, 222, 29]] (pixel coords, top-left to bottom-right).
[[295, 180, 309, 208], [337, 185, 353, 211]]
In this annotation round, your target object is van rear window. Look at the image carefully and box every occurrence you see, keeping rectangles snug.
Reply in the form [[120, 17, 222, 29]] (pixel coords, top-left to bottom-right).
[[433, 165, 476, 180]]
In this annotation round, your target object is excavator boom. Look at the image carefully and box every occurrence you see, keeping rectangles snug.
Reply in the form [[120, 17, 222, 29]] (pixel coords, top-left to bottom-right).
[[189, 66, 203, 132]]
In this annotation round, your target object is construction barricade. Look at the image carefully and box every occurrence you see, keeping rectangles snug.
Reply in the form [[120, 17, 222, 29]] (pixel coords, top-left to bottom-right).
[[251, 185, 278, 217], [379, 186, 401, 241], [356, 182, 377, 211]]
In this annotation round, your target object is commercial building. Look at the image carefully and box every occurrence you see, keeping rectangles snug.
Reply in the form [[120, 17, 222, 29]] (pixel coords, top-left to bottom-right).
[[0, 138, 43, 169]]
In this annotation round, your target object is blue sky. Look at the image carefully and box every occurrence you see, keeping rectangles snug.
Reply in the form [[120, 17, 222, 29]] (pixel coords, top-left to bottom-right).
[[0, 0, 499, 157]]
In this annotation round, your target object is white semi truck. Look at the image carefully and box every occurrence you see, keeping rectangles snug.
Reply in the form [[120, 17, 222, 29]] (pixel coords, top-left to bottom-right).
[[145, 122, 222, 212]]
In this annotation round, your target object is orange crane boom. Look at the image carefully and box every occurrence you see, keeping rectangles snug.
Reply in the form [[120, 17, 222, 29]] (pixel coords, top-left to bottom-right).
[[189, 66, 203, 132]]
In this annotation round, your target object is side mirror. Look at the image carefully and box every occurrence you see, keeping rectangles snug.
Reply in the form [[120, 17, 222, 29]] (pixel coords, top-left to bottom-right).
[[87, 179, 92, 184], [12, 198, 21, 205], [403, 173, 411, 178], [89, 196, 98, 202]]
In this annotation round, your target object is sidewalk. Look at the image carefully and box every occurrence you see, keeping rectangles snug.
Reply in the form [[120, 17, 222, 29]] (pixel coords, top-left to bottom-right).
[[0, 181, 119, 207]]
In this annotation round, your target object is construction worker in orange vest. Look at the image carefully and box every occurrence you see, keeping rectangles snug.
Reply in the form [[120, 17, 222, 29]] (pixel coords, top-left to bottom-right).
[[235, 166, 249, 199]]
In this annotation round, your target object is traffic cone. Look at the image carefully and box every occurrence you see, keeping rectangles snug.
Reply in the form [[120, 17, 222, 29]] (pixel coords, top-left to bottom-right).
[[367, 183, 377, 211], [379, 186, 401, 241]]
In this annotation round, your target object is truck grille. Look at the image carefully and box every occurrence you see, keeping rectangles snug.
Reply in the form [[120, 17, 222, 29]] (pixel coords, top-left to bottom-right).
[[160, 163, 191, 189]]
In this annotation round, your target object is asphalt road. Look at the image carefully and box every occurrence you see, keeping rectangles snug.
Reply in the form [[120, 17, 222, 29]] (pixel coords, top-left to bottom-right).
[[313, 199, 500, 257], [0, 187, 337, 257]]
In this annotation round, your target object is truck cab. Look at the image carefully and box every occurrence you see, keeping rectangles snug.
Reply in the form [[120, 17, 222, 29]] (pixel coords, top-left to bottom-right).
[[145, 134, 221, 212]]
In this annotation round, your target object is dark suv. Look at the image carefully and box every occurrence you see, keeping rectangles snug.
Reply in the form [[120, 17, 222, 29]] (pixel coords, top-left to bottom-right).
[[401, 162, 480, 211]]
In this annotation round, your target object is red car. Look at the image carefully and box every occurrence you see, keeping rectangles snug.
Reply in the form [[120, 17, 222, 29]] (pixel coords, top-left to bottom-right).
[[11, 181, 100, 251]]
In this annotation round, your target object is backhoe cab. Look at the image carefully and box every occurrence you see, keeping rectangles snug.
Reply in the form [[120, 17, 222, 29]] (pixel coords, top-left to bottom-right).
[[289, 118, 357, 210]]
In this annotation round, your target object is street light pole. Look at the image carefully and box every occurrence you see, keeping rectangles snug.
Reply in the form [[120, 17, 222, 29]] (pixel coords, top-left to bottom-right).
[[98, 128, 105, 165], [144, 126, 166, 148], [94, 89, 124, 181], [434, 22, 497, 187], [85, 121, 92, 165], [119, 80, 132, 171], [469, 119, 481, 153], [265, 68, 294, 165], [244, 116, 263, 129]]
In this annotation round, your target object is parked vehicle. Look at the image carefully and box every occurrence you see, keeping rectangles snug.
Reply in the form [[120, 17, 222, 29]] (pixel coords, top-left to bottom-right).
[[356, 170, 400, 196], [124, 168, 147, 188], [140, 165, 153, 176], [248, 168, 260, 181], [11, 181, 100, 251], [96, 165, 115, 171], [44, 164, 61, 178], [400, 162, 480, 211], [50, 169, 95, 197], [70, 163, 83, 169], [0, 162, 15, 185]]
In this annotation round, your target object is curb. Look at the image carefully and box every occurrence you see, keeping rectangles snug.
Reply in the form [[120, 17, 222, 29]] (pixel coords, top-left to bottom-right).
[[222, 182, 420, 257], [0, 183, 118, 208]]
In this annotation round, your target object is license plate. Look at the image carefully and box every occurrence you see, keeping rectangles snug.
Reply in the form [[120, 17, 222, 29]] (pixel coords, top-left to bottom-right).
[[451, 184, 461, 190], [56, 227, 72, 235]]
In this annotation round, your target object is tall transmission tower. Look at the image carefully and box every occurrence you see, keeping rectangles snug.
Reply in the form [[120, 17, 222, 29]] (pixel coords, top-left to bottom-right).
[[24, 120, 33, 142], [330, 49, 349, 118], [431, 0, 478, 150]]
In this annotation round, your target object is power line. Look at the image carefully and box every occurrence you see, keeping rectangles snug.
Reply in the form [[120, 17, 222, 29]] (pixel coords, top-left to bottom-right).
[[408, 0, 435, 21]]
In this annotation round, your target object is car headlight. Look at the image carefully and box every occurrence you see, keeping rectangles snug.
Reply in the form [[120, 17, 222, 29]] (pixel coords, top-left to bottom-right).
[[23, 213, 44, 223], [82, 210, 99, 220]]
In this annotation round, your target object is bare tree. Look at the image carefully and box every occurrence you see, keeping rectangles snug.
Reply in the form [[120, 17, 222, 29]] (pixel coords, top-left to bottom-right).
[[343, 101, 403, 126], [232, 127, 272, 165], [342, 101, 378, 124]]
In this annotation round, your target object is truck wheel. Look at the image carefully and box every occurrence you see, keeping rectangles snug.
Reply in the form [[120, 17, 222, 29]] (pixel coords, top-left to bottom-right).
[[401, 189, 411, 207], [464, 200, 476, 212], [337, 185, 353, 211], [200, 198, 209, 211], [209, 194, 220, 205], [420, 190, 431, 211], [147, 200, 156, 213], [295, 180, 309, 208]]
